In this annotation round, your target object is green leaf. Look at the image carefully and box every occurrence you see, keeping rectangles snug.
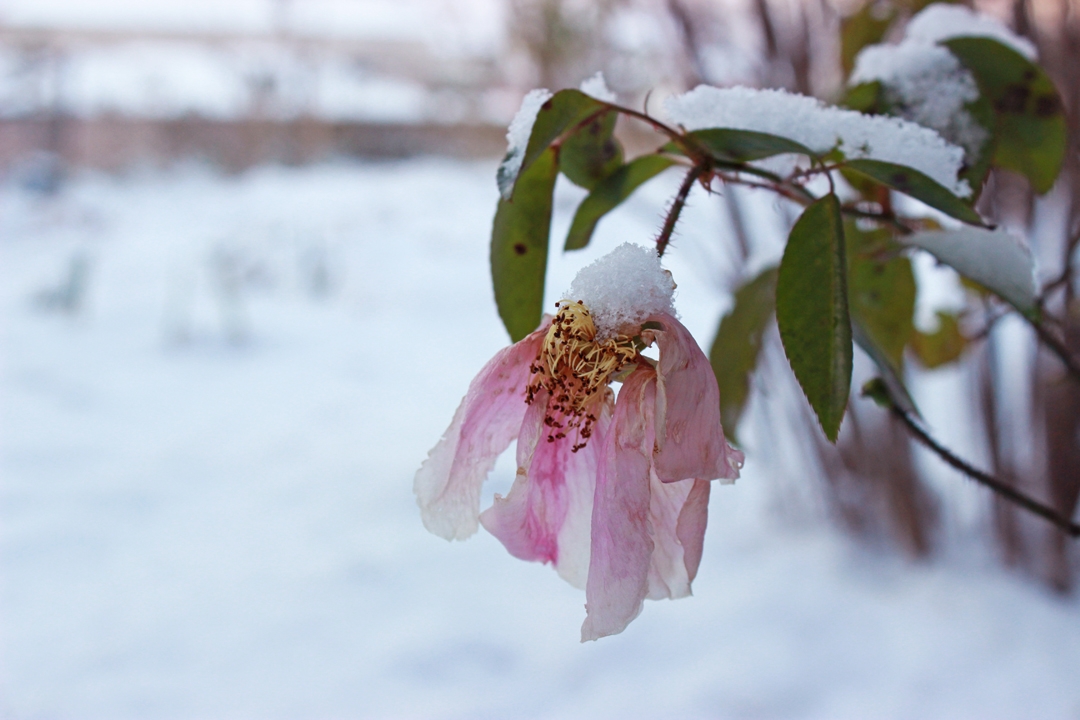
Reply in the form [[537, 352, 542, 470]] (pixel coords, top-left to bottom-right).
[[911, 311, 966, 368], [688, 128, 816, 163], [564, 155, 675, 251], [842, 81, 884, 113], [844, 158, 985, 226], [499, 89, 606, 199], [944, 37, 1067, 194], [845, 221, 920, 416], [491, 147, 558, 342], [709, 266, 778, 444], [840, 4, 896, 77], [559, 110, 623, 190], [847, 224, 916, 368], [776, 194, 853, 442]]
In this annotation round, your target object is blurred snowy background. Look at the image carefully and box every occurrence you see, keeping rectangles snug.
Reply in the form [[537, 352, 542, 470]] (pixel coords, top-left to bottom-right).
[[2, 0, 1080, 718]]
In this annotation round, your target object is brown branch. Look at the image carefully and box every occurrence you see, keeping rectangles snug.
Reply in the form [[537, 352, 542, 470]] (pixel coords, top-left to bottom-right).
[[868, 382, 1080, 537], [656, 164, 706, 257], [1028, 315, 1080, 382]]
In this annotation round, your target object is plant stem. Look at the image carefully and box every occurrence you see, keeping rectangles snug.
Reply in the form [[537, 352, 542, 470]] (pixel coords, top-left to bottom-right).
[[1027, 315, 1080, 382], [656, 165, 704, 257], [885, 394, 1080, 537]]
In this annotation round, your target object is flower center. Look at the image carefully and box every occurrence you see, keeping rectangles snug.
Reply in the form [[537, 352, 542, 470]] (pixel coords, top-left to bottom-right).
[[526, 300, 638, 452]]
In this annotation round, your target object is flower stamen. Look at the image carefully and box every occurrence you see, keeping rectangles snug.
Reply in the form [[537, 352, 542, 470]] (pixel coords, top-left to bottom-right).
[[526, 300, 638, 451]]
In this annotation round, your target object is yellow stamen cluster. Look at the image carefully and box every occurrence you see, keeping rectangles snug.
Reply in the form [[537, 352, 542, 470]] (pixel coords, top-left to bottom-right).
[[526, 300, 638, 452]]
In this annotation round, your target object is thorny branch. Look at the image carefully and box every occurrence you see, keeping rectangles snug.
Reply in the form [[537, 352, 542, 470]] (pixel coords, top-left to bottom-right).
[[656, 164, 706, 257]]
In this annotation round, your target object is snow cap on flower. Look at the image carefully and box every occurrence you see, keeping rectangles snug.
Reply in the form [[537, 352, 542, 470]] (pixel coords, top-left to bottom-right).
[[906, 4, 1037, 59], [564, 243, 676, 339]]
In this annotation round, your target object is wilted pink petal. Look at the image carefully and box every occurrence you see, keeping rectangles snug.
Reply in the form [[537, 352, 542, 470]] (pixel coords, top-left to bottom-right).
[[645, 470, 696, 600], [675, 479, 711, 584], [480, 390, 611, 589], [651, 312, 743, 483], [414, 324, 547, 540], [582, 366, 655, 641]]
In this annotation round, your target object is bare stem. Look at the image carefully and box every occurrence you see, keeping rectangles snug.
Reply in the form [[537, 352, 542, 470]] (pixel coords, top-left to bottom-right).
[[1027, 315, 1080, 382], [880, 390, 1080, 537], [656, 165, 704, 257]]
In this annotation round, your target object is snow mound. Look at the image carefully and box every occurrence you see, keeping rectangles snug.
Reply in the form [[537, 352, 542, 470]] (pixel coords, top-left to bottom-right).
[[564, 243, 676, 338], [665, 85, 971, 197]]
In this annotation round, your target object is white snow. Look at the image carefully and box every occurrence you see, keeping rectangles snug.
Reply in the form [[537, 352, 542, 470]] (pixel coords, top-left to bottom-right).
[[903, 227, 1038, 313], [665, 85, 971, 197], [851, 43, 987, 157], [497, 88, 552, 199], [579, 71, 617, 103], [1, 160, 1079, 718], [563, 242, 676, 338], [906, 4, 1037, 60]]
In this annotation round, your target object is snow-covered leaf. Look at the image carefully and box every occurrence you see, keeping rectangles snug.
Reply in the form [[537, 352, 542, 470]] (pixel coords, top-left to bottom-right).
[[497, 89, 607, 200], [943, 37, 1067, 194], [665, 85, 971, 198], [903, 227, 1037, 315]]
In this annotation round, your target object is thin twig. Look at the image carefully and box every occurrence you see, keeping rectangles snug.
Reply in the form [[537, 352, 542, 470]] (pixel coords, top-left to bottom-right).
[[881, 392, 1080, 538], [656, 165, 705, 257], [1028, 315, 1080, 382]]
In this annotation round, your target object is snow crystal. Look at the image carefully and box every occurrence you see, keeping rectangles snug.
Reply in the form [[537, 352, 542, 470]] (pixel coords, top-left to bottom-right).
[[906, 4, 1037, 60], [579, 72, 617, 103], [497, 88, 553, 199], [665, 85, 971, 197], [852, 43, 987, 157], [564, 243, 676, 338]]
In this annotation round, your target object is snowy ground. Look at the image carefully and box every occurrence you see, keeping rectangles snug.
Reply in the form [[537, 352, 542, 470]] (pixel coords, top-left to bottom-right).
[[2, 159, 1079, 719]]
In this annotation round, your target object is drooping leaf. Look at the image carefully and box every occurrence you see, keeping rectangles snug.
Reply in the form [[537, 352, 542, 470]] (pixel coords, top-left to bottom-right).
[[688, 128, 816, 164], [852, 320, 920, 417], [776, 194, 853, 442], [911, 311, 966, 368], [847, 223, 916, 367], [560, 110, 623, 190], [840, 4, 897, 77], [846, 221, 919, 416], [944, 37, 1067, 194], [565, 155, 675, 251], [709, 266, 778, 443], [503, 89, 607, 199], [902, 227, 1037, 316], [844, 158, 984, 226], [491, 147, 558, 342]]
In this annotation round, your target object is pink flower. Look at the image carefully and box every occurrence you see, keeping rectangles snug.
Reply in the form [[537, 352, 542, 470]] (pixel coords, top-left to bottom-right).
[[414, 245, 743, 640]]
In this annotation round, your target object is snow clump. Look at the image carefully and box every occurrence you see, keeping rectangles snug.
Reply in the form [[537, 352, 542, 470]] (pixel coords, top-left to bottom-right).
[[564, 243, 676, 339], [497, 88, 553, 199], [851, 43, 987, 157], [665, 85, 971, 197], [579, 72, 617, 103], [906, 4, 1037, 60], [850, 3, 1037, 160]]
